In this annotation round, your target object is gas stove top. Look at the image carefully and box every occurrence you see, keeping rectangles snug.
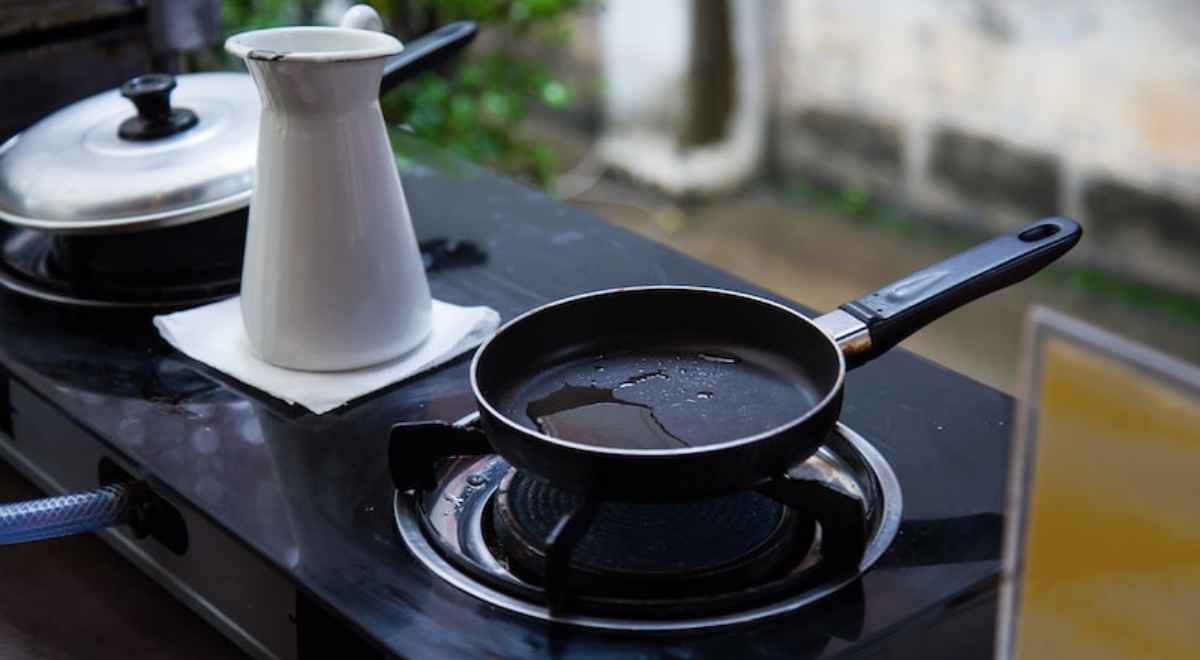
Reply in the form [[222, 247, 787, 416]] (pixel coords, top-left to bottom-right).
[[392, 414, 901, 631], [0, 137, 1010, 659]]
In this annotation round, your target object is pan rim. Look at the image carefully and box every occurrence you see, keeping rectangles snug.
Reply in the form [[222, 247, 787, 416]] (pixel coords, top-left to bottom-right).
[[469, 285, 846, 457]]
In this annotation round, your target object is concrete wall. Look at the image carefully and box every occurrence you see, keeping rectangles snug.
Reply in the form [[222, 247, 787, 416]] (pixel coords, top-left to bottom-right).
[[598, 0, 769, 195], [773, 0, 1200, 292], [600, 0, 692, 132]]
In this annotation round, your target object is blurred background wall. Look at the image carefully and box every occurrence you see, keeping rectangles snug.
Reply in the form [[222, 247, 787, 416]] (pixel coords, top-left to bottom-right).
[[774, 0, 1200, 295], [598, 0, 769, 195], [599, 0, 1200, 295], [4, 0, 1193, 391]]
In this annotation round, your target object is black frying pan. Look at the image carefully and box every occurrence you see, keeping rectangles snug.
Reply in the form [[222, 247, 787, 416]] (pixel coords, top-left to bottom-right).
[[468, 217, 1081, 500]]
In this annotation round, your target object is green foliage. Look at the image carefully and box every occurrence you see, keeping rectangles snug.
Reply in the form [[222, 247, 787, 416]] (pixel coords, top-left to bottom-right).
[[1048, 264, 1200, 326], [837, 184, 872, 218], [408, 0, 579, 27], [221, 0, 304, 33], [379, 0, 582, 187], [220, 0, 582, 187]]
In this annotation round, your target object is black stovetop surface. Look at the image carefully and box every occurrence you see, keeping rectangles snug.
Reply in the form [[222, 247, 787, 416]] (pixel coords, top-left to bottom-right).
[[0, 137, 1012, 658]]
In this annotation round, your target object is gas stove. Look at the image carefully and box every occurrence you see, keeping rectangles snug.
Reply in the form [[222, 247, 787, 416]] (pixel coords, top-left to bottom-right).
[[0, 141, 1010, 659], [392, 414, 900, 631]]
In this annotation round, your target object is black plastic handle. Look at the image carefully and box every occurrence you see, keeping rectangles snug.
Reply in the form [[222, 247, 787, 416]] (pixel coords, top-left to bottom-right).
[[380, 21, 478, 94], [118, 74, 198, 140], [839, 217, 1082, 362]]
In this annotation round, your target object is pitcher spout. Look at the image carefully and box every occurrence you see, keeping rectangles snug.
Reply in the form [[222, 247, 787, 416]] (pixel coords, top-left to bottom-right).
[[226, 26, 403, 113]]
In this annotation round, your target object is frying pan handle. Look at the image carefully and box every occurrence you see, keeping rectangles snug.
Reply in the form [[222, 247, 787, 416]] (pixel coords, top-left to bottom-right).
[[831, 217, 1082, 365], [380, 21, 478, 94]]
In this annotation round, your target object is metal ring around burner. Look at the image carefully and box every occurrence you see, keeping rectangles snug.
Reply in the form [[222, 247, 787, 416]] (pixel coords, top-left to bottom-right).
[[0, 264, 232, 309], [393, 413, 902, 632]]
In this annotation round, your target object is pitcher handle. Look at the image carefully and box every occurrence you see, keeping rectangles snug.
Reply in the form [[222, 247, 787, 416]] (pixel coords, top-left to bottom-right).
[[340, 4, 385, 32]]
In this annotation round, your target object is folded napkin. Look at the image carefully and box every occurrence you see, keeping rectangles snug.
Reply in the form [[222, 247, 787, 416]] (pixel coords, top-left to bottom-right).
[[154, 297, 500, 414]]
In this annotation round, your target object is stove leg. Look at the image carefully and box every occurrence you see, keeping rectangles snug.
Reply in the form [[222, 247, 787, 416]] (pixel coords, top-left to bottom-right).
[[541, 498, 597, 616], [756, 477, 868, 573], [388, 422, 491, 492]]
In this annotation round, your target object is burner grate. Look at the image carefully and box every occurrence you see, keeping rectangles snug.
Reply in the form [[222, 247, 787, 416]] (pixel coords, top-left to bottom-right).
[[389, 414, 903, 629], [492, 469, 807, 599]]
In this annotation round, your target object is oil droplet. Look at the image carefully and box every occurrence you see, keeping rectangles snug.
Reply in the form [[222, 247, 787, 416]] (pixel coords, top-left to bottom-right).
[[526, 384, 690, 449], [466, 474, 487, 486], [615, 370, 669, 389], [698, 352, 739, 364], [443, 494, 466, 511], [697, 391, 714, 400]]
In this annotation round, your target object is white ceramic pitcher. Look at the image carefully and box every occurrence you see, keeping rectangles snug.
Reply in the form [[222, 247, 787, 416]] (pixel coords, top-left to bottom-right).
[[226, 8, 432, 371]]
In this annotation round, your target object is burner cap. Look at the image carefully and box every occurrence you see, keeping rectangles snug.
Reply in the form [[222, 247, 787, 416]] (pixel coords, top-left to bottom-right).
[[491, 470, 810, 598]]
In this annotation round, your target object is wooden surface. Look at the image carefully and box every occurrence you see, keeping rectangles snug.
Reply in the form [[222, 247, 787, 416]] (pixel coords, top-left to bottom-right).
[[0, 461, 247, 660]]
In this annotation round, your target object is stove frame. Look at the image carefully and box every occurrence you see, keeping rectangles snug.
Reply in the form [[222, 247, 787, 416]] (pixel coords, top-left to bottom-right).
[[0, 141, 1013, 658]]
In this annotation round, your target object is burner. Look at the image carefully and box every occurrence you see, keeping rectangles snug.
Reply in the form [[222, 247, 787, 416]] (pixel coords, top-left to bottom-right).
[[0, 222, 488, 309], [492, 470, 809, 598], [0, 218, 244, 308], [392, 414, 903, 631]]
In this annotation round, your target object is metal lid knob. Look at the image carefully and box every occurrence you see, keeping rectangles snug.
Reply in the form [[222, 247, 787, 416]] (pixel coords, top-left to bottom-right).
[[118, 74, 199, 141]]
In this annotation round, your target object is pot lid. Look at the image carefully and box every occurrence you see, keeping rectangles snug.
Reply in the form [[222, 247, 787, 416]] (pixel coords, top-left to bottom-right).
[[0, 72, 260, 234]]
